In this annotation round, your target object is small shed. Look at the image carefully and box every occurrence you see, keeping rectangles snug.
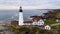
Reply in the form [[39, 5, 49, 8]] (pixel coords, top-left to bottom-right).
[[44, 25, 51, 30]]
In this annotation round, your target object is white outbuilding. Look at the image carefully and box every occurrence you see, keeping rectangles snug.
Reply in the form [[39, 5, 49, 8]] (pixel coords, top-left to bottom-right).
[[44, 25, 51, 30], [56, 19, 60, 23]]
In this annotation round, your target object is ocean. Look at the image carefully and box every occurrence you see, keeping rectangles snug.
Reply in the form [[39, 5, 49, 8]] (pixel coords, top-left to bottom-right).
[[0, 9, 52, 22]]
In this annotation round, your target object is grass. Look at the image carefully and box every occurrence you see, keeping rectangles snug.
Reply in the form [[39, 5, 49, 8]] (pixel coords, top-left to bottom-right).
[[44, 20, 57, 24]]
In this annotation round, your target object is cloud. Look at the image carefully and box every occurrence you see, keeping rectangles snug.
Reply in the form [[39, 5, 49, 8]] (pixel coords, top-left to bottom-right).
[[22, 4, 60, 9], [0, 5, 19, 10], [0, 4, 60, 10], [0, 0, 60, 6]]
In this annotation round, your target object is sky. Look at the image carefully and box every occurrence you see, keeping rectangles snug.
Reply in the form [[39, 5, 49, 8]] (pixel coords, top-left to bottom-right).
[[0, 0, 60, 9]]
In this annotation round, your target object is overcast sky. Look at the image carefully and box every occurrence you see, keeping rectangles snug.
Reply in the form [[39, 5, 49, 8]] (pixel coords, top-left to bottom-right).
[[0, 0, 60, 9]]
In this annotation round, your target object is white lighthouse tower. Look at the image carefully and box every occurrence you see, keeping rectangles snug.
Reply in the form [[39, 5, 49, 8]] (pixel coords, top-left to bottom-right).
[[19, 6, 24, 25]]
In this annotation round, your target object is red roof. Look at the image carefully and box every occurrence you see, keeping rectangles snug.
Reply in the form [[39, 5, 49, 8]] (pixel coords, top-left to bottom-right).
[[32, 16, 42, 21], [11, 20, 33, 24], [11, 20, 18, 25], [24, 20, 33, 23]]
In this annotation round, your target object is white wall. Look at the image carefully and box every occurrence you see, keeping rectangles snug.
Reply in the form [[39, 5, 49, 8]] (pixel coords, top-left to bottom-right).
[[44, 25, 51, 30], [32, 19, 44, 25], [19, 12, 24, 25], [37, 19, 44, 25], [24, 23, 32, 25]]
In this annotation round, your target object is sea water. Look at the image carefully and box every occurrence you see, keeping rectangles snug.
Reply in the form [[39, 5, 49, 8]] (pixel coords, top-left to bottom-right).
[[0, 9, 51, 22]]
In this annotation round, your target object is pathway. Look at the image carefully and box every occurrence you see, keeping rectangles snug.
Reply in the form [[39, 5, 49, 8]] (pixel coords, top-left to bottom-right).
[[51, 23, 60, 26]]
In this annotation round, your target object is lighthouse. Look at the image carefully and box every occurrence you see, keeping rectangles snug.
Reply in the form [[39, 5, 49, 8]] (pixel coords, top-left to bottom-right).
[[19, 6, 24, 25]]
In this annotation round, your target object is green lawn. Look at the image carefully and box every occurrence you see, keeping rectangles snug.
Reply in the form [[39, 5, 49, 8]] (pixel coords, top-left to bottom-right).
[[44, 20, 57, 24]]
